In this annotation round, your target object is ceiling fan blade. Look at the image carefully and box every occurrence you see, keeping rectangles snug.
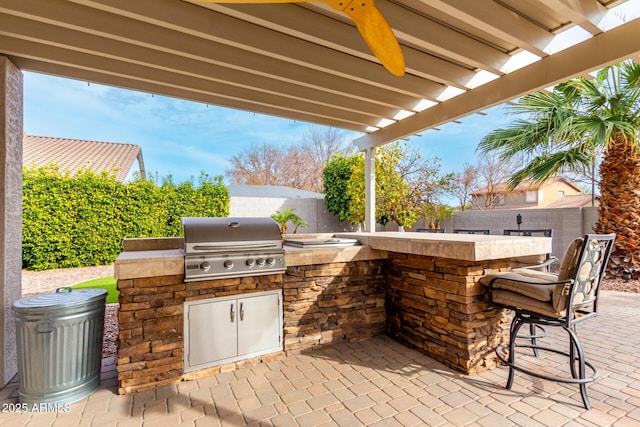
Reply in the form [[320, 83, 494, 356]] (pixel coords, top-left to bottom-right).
[[194, 0, 405, 76], [324, 0, 404, 76], [195, 0, 302, 2]]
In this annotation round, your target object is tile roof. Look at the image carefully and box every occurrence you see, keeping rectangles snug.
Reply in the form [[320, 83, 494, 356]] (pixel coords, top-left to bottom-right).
[[471, 176, 581, 196], [544, 194, 598, 208], [23, 135, 145, 182], [482, 194, 597, 210]]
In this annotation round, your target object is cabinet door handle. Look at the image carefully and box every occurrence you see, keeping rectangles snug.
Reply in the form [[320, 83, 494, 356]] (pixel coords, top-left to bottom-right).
[[230, 303, 235, 322], [240, 302, 244, 321]]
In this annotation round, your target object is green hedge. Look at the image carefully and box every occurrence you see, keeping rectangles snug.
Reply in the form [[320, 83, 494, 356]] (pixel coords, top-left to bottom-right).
[[22, 166, 229, 271]]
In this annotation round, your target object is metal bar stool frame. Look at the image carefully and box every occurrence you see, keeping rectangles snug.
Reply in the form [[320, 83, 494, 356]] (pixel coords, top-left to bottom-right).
[[503, 229, 553, 238], [485, 233, 616, 409], [452, 229, 490, 234]]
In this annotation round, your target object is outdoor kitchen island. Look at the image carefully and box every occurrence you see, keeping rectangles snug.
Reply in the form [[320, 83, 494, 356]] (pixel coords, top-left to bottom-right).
[[114, 232, 551, 394]]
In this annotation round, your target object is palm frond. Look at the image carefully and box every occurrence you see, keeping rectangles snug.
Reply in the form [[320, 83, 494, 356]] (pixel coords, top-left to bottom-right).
[[620, 61, 640, 89], [478, 62, 640, 191], [506, 149, 593, 190]]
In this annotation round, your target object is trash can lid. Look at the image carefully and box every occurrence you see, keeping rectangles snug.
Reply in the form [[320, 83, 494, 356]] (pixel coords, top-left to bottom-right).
[[13, 287, 107, 311]]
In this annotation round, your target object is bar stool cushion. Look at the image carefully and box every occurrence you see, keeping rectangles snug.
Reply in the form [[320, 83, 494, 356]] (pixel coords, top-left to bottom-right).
[[480, 269, 555, 301], [480, 237, 586, 318], [553, 237, 584, 311], [491, 288, 560, 318]]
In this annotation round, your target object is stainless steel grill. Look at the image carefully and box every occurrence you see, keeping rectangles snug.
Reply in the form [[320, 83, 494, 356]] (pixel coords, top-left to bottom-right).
[[182, 217, 286, 282]]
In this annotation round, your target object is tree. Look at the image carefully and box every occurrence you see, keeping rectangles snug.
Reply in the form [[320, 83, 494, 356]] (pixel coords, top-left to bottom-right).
[[449, 163, 479, 211], [471, 152, 518, 210], [226, 126, 345, 192], [323, 142, 451, 229], [303, 126, 346, 192], [270, 208, 308, 234], [290, 215, 309, 233], [226, 143, 286, 186], [323, 151, 366, 224], [477, 61, 640, 278]]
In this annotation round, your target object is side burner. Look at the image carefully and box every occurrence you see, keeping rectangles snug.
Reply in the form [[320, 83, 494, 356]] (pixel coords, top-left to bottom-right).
[[283, 238, 360, 248]]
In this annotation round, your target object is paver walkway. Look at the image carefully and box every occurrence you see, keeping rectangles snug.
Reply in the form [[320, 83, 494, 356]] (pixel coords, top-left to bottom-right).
[[1, 291, 640, 426]]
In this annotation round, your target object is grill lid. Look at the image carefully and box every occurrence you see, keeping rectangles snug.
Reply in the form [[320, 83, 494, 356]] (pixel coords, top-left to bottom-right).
[[182, 217, 283, 253]]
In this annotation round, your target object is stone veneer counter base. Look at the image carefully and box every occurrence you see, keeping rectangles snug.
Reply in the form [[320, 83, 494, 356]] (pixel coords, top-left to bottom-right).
[[114, 240, 389, 394], [114, 233, 551, 393]]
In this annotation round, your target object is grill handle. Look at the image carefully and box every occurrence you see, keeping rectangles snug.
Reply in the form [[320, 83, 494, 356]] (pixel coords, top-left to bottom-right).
[[192, 243, 280, 251]]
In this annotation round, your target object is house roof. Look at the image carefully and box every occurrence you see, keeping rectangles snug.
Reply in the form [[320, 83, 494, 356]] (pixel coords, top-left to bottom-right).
[[23, 135, 145, 182], [545, 194, 598, 208], [228, 184, 323, 199], [471, 176, 581, 196], [475, 193, 596, 210], [2, 1, 639, 150]]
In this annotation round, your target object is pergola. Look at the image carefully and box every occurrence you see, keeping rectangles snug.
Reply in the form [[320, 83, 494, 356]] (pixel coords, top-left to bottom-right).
[[1, 0, 640, 383], [3, 0, 640, 230]]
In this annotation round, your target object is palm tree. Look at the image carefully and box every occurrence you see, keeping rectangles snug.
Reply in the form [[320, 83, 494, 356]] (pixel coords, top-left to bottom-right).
[[271, 208, 308, 234], [271, 208, 296, 234], [477, 61, 640, 278], [290, 215, 309, 234]]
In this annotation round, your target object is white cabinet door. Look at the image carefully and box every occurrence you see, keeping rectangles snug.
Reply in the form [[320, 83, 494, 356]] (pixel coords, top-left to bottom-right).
[[184, 290, 282, 372], [237, 292, 281, 357], [186, 299, 237, 368]]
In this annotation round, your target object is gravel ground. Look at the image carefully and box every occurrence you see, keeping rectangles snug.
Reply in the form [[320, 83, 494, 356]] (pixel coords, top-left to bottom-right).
[[21, 265, 117, 359], [19, 265, 640, 360]]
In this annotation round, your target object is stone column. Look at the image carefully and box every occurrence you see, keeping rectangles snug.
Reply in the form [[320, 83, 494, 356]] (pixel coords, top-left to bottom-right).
[[0, 56, 23, 386]]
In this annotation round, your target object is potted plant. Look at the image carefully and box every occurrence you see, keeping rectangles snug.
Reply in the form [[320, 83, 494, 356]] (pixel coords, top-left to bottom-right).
[[271, 208, 308, 234], [290, 215, 309, 234]]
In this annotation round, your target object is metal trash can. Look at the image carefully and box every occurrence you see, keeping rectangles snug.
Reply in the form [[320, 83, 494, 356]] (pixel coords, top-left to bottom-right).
[[13, 287, 107, 406]]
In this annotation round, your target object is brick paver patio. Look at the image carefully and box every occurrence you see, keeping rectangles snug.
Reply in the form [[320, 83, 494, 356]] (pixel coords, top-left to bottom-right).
[[1, 291, 639, 426]]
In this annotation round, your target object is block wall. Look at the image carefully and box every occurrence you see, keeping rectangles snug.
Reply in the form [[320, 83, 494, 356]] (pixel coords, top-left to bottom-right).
[[229, 197, 358, 233]]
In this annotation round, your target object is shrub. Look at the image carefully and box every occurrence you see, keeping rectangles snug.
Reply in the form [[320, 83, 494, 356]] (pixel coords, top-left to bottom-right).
[[22, 166, 229, 270]]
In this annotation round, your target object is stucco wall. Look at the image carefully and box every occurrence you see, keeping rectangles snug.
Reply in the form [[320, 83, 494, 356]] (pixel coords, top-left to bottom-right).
[[229, 196, 358, 233], [1, 56, 23, 386]]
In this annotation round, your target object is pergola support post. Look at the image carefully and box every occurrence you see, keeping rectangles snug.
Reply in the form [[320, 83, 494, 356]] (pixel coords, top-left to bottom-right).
[[364, 147, 376, 232]]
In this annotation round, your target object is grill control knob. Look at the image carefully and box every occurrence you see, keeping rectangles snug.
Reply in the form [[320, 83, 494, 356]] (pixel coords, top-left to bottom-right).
[[266, 257, 275, 266], [246, 259, 255, 267], [256, 258, 265, 266], [200, 261, 211, 272], [223, 260, 234, 269]]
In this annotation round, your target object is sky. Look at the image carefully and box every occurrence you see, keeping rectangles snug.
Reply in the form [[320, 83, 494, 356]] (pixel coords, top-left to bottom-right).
[[23, 71, 514, 185]]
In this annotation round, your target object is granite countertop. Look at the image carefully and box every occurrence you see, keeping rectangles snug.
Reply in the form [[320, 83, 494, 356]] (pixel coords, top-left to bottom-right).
[[114, 232, 551, 280], [114, 243, 387, 280], [335, 232, 551, 262]]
